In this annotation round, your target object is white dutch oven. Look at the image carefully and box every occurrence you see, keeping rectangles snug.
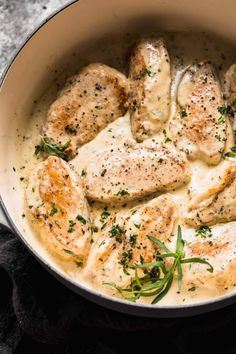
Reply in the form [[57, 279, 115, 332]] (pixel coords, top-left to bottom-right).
[[0, 0, 236, 317]]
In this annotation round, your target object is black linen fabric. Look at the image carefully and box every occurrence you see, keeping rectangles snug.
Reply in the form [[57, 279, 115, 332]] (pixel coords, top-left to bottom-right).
[[0, 223, 236, 354]]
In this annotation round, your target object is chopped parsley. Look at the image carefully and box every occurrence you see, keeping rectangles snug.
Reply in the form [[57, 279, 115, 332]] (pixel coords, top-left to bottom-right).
[[218, 106, 227, 115], [217, 105, 234, 125], [224, 146, 236, 159], [118, 249, 133, 275], [50, 202, 58, 216], [116, 189, 130, 197], [140, 67, 152, 77], [218, 116, 225, 125], [163, 129, 172, 143], [195, 225, 212, 238], [100, 208, 110, 223], [180, 109, 188, 118], [68, 220, 76, 233], [76, 214, 87, 224], [109, 224, 124, 243], [92, 226, 99, 233], [134, 223, 141, 229], [129, 234, 137, 247], [81, 169, 86, 177]]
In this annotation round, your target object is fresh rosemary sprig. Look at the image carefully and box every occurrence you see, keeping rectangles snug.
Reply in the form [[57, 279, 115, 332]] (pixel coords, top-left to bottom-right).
[[35, 136, 71, 161], [105, 226, 213, 304]]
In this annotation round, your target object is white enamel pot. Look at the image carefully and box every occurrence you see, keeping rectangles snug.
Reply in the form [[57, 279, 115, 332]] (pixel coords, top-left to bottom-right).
[[1, 0, 236, 318]]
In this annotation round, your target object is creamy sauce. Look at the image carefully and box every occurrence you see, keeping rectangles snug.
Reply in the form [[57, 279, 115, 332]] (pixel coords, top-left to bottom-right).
[[18, 32, 236, 306]]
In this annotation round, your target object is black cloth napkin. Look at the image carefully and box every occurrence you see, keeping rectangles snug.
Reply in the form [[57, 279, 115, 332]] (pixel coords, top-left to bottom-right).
[[0, 223, 236, 354]]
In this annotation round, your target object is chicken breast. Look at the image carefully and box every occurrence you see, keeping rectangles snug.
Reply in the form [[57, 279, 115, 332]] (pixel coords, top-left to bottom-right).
[[84, 194, 177, 289], [181, 223, 236, 294], [83, 140, 191, 204], [170, 61, 226, 165], [129, 38, 171, 141], [186, 161, 236, 226], [223, 63, 236, 133], [123, 194, 177, 265], [25, 156, 92, 264], [43, 63, 128, 158]]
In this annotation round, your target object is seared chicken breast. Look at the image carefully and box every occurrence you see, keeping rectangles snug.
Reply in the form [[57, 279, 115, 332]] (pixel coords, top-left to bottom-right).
[[170, 61, 226, 165], [26, 156, 92, 263], [223, 63, 236, 133], [43, 63, 128, 157], [181, 223, 236, 293], [83, 140, 191, 204], [129, 38, 171, 141], [123, 194, 177, 265], [84, 194, 177, 289], [186, 161, 236, 226]]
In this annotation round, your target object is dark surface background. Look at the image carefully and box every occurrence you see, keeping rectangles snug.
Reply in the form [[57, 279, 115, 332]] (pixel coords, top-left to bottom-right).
[[0, 1, 236, 353]]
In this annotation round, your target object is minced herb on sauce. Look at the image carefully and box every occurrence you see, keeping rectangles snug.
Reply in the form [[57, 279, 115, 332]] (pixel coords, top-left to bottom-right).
[[116, 189, 130, 196], [129, 234, 137, 247], [134, 223, 141, 229], [81, 169, 86, 177], [163, 129, 172, 143], [140, 67, 152, 77], [68, 220, 76, 233], [195, 225, 212, 238], [180, 109, 188, 118], [218, 116, 225, 125], [50, 202, 58, 216], [76, 214, 87, 224], [224, 146, 236, 159], [118, 249, 133, 275], [100, 208, 110, 223], [109, 224, 124, 243]]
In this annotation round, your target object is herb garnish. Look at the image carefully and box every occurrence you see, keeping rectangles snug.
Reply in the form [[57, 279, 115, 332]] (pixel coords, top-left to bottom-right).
[[105, 226, 213, 304], [50, 202, 58, 216], [217, 105, 234, 125], [180, 109, 188, 118], [129, 234, 137, 247], [218, 116, 225, 125], [195, 225, 212, 238], [92, 226, 99, 233], [118, 249, 133, 275], [116, 189, 130, 197], [140, 68, 152, 77], [81, 169, 86, 177], [68, 220, 76, 233], [224, 146, 236, 159], [163, 129, 172, 143], [109, 224, 124, 243], [63, 249, 75, 255], [35, 136, 71, 161], [100, 208, 110, 223], [76, 214, 87, 224]]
